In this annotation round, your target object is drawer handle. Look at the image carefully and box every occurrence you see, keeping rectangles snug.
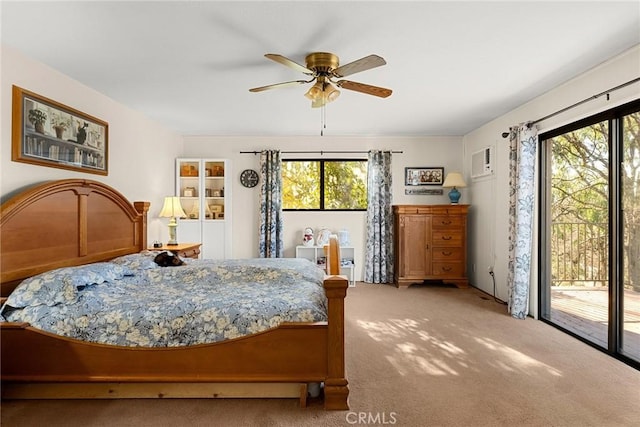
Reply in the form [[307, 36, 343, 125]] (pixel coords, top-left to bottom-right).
[[442, 266, 452, 272], [442, 236, 452, 240], [442, 251, 452, 256], [441, 220, 452, 225]]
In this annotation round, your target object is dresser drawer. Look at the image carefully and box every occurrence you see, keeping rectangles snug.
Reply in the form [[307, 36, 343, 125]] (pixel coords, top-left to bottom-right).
[[432, 262, 464, 277], [431, 215, 463, 229], [430, 207, 466, 215], [432, 247, 464, 261], [432, 231, 463, 246]]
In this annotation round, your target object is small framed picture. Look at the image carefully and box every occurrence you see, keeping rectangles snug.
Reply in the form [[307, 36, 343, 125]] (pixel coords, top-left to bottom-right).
[[405, 167, 444, 186]]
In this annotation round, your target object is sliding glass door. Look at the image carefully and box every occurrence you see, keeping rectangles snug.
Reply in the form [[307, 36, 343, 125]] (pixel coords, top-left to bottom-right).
[[621, 110, 640, 361], [540, 100, 639, 367]]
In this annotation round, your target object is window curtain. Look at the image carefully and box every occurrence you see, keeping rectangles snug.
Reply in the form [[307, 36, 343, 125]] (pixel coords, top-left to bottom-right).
[[507, 124, 538, 319], [259, 150, 283, 258], [364, 150, 394, 283]]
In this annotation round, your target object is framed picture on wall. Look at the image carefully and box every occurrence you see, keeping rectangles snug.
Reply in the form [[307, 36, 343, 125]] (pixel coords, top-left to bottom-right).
[[11, 85, 109, 175], [404, 167, 444, 186]]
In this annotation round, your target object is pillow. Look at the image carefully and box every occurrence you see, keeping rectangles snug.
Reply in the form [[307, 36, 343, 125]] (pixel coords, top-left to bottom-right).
[[68, 262, 133, 285], [4, 274, 78, 309], [4, 262, 133, 309], [111, 251, 159, 271]]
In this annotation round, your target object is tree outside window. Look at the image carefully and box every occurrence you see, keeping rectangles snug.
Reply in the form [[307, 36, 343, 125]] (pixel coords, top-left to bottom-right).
[[282, 160, 367, 210]]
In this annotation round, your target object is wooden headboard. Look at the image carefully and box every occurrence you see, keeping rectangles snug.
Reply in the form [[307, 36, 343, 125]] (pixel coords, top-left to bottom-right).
[[1, 179, 149, 297]]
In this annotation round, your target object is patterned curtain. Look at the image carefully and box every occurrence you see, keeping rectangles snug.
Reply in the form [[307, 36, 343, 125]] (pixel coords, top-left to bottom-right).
[[507, 124, 538, 319], [259, 150, 283, 258], [364, 150, 394, 283]]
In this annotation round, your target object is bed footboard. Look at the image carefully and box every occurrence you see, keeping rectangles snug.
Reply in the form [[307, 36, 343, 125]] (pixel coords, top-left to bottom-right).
[[0, 274, 349, 410], [1, 274, 350, 410]]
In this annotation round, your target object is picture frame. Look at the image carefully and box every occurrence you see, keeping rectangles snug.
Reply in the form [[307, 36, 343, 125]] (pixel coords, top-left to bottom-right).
[[405, 167, 445, 186], [11, 85, 108, 175]]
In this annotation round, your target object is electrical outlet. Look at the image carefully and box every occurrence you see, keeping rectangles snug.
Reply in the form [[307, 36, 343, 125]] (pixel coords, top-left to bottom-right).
[[488, 266, 494, 274]]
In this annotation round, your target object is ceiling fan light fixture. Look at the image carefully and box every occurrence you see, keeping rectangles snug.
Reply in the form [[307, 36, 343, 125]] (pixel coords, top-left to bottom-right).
[[306, 78, 340, 107], [325, 83, 340, 103], [304, 81, 324, 100]]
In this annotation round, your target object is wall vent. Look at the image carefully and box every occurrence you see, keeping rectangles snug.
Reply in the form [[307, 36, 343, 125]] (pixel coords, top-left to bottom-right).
[[471, 146, 494, 179]]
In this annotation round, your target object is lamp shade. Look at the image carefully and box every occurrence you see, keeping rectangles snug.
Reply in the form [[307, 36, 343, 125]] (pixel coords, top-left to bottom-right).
[[304, 81, 323, 100], [442, 172, 467, 188], [324, 82, 340, 103], [159, 196, 186, 218], [306, 77, 341, 108]]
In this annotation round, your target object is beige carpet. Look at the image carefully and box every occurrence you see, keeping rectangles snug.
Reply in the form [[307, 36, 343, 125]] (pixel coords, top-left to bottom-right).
[[2, 283, 639, 426]]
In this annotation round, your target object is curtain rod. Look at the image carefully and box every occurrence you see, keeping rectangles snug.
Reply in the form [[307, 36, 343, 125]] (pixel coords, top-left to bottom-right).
[[501, 76, 640, 137], [240, 150, 403, 155]]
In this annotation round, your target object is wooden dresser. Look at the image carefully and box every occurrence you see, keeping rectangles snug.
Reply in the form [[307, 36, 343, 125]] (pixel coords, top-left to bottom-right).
[[393, 204, 469, 288]]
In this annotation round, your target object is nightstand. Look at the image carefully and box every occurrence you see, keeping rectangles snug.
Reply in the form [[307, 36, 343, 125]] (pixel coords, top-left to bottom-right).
[[149, 243, 201, 259]]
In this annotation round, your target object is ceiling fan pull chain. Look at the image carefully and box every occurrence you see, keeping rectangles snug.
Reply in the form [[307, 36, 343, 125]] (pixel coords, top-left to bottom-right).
[[321, 103, 327, 136]]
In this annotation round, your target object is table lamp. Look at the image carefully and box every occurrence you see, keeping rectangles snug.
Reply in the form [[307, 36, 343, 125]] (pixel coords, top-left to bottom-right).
[[159, 196, 187, 245], [442, 172, 467, 204]]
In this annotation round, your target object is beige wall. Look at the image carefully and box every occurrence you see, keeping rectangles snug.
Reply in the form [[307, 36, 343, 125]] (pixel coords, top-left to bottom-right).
[[463, 44, 640, 317], [0, 44, 184, 242], [1, 43, 465, 280], [183, 136, 463, 281], [4, 39, 637, 296]]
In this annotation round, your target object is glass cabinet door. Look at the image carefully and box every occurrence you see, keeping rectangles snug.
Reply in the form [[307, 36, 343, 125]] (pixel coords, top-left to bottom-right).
[[177, 159, 200, 220], [203, 160, 225, 221]]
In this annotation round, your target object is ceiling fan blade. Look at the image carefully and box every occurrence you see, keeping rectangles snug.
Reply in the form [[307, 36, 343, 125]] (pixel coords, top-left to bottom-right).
[[265, 54, 314, 75], [332, 54, 386, 78], [249, 80, 310, 92], [336, 80, 392, 98]]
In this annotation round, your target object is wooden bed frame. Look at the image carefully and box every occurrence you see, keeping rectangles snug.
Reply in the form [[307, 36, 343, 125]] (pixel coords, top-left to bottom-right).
[[0, 179, 349, 409]]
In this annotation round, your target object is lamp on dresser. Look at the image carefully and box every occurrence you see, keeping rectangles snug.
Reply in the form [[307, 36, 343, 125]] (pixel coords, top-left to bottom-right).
[[442, 172, 467, 204], [159, 196, 187, 245]]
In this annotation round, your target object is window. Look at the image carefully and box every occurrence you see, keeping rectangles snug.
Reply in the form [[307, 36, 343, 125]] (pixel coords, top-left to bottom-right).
[[539, 98, 640, 368], [282, 159, 367, 210]]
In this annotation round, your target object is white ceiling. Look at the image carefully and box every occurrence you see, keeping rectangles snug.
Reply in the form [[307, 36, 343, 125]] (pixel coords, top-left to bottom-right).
[[2, 1, 639, 137]]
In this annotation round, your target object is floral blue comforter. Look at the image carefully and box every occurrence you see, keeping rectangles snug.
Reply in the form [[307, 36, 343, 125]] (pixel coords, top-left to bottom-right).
[[0, 252, 327, 347]]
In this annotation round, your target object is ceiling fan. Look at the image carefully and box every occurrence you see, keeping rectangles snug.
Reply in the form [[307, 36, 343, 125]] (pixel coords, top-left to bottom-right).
[[249, 52, 392, 108]]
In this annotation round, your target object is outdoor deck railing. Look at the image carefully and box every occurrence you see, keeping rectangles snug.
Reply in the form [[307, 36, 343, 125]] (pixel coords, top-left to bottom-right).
[[551, 222, 608, 287]]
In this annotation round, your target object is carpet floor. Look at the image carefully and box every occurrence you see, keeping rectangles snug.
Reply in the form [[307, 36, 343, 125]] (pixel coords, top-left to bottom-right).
[[2, 283, 639, 426]]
